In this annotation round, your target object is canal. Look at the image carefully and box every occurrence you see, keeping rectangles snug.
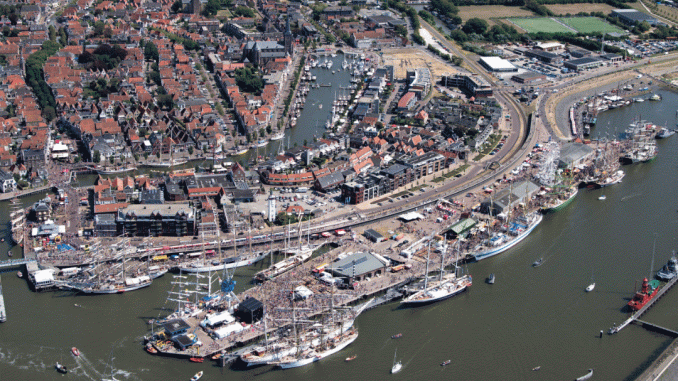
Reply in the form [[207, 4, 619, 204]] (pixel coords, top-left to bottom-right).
[[0, 90, 677, 380]]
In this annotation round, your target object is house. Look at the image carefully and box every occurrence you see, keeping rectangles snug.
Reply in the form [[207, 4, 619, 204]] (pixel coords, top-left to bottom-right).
[[0, 169, 16, 192], [397, 92, 416, 111]]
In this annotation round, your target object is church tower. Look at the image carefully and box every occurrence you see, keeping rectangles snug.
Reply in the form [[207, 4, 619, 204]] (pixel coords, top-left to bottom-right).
[[284, 14, 293, 58]]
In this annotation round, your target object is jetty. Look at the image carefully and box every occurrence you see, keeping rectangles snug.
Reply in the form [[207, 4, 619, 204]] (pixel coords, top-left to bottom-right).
[[609, 275, 678, 335], [0, 275, 6, 322]]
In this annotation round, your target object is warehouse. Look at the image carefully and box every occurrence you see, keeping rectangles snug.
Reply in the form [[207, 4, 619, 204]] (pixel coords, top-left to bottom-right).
[[479, 56, 518, 73], [611, 9, 658, 26], [563, 57, 603, 72], [511, 72, 546, 84]]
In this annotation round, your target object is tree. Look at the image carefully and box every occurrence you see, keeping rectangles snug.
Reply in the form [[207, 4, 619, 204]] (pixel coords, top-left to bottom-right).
[[171, 0, 183, 13], [637, 21, 651, 33], [233, 6, 255, 17], [188, 146, 194, 155], [202, 0, 221, 17], [463, 18, 488, 35], [235, 67, 264, 94], [109, 156, 115, 164], [144, 41, 159, 62], [450, 29, 468, 43], [48, 25, 56, 42], [93, 150, 101, 163]]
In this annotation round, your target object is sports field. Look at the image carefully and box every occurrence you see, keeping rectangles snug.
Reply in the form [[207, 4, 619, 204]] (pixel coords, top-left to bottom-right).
[[508, 17, 574, 34], [556, 17, 625, 34]]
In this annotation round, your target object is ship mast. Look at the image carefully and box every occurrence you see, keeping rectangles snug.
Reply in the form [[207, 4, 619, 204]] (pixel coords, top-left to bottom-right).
[[423, 243, 430, 290]]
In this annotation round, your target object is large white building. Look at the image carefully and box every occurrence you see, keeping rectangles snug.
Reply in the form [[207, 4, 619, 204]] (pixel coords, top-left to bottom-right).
[[479, 56, 517, 73], [268, 198, 276, 222]]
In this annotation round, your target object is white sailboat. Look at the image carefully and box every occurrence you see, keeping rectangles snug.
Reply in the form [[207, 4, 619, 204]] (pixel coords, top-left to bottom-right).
[[391, 348, 402, 374]]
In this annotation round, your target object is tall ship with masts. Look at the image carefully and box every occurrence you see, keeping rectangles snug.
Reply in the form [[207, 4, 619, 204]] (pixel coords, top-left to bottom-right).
[[254, 220, 317, 282], [9, 196, 24, 245], [401, 242, 472, 305]]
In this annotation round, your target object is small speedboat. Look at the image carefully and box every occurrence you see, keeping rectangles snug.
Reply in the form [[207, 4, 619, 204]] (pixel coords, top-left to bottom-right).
[[16, 271, 22, 278], [586, 283, 595, 292], [391, 333, 402, 339], [7, 251, 11, 256], [189, 357, 204, 363], [211, 353, 222, 360], [190, 371, 203, 381], [55, 362, 68, 374], [487, 273, 495, 284], [345, 355, 357, 361], [532, 258, 543, 267], [391, 361, 402, 374], [533, 366, 541, 371], [575, 368, 594, 380], [71, 347, 80, 356], [598, 195, 606, 200], [74, 304, 82, 308], [441, 360, 451, 366]]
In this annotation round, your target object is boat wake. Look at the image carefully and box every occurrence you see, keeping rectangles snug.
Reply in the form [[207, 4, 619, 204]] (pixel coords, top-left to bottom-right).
[[620, 193, 642, 202]]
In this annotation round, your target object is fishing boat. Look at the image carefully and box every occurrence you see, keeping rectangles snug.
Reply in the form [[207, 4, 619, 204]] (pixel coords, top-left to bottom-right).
[[55, 362, 68, 374], [575, 368, 594, 380], [627, 277, 660, 311], [487, 273, 495, 284], [391, 333, 402, 339], [190, 371, 203, 381], [469, 212, 543, 262], [441, 360, 451, 366], [391, 349, 402, 374], [71, 347, 80, 356], [189, 357, 204, 363], [586, 283, 595, 292], [532, 258, 544, 267], [345, 355, 357, 361]]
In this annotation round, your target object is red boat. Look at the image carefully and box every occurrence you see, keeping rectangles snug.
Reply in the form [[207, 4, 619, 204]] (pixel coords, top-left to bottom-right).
[[391, 333, 402, 339], [627, 278, 660, 311], [71, 347, 80, 356], [189, 357, 204, 363]]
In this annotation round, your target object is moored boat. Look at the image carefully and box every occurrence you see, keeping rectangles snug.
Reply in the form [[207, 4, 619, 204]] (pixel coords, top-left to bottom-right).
[[470, 212, 543, 262], [627, 277, 660, 311], [656, 254, 678, 281], [274, 330, 359, 369], [656, 127, 676, 139], [541, 187, 578, 213], [189, 357, 204, 363], [599, 170, 625, 188]]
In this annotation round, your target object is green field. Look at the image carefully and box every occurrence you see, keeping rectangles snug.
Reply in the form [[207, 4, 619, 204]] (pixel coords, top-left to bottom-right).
[[556, 17, 626, 34], [508, 17, 574, 34]]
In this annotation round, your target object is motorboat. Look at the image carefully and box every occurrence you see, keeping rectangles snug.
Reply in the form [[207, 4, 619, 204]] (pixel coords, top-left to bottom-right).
[[16, 271, 22, 278], [441, 360, 451, 366], [55, 362, 68, 374], [71, 347, 80, 356], [190, 371, 203, 381], [391, 333, 402, 339], [532, 258, 544, 267], [598, 195, 606, 200], [487, 273, 495, 284], [586, 283, 595, 292], [656, 255, 678, 281], [575, 368, 594, 380], [532, 366, 541, 371], [345, 355, 357, 362], [189, 357, 204, 363]]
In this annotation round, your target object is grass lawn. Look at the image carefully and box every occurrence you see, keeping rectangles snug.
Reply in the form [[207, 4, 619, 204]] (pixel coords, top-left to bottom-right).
[[556, 17, 625, 34], [434, 164, 471, 182], [508, 17, 574, 34], [545, 3, 617, 15], [458, 5, 534, 26], [473, 134, 502, 162]]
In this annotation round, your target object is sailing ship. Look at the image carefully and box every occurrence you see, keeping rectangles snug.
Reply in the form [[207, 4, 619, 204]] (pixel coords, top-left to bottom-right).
[[391, 349, 402, 374], [270, 131, 285, 141], [96, 165, 137, 175], [254, 221, 317, 282], [540, 187, 578, 213], [9, 196, 24, 245], [469, 212, 543, 262], [401, 243, 472, 305], [599, 169, 625, 187]]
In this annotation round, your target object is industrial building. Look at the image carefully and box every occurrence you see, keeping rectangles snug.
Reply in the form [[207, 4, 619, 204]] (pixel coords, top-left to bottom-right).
[[480, 180, 540, 216], [563, 57, 604, 71], [329, 252, 389, 283], [479, 56, 518, 72], [511, 72, 547, 84], [611, 9, 658, 26]]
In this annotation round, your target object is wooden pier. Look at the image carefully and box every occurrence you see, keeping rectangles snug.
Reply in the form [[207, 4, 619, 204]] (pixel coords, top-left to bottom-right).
[[609, 276, 678, 335]]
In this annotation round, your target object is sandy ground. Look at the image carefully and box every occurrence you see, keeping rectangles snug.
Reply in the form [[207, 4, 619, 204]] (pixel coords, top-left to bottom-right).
[[457, 5, 534, 25], [381, 47, 458, 81], [544, 3, 617, 14]]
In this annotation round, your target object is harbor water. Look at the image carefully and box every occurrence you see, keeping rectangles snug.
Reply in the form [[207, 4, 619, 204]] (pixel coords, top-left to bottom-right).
[[1, 92, 678, 380]]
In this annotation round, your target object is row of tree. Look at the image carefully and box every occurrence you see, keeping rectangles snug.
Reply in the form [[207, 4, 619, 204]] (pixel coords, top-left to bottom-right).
[[26, 41, 63, 121]]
